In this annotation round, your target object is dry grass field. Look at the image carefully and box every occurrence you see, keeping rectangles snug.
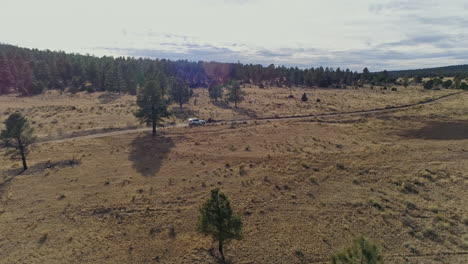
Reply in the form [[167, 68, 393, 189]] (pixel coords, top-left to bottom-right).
[[0, 86, 467, 264], [0, 85, 454, 139]]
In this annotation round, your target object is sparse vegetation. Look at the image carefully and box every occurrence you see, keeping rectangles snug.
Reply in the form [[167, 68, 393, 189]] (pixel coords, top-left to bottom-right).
[[0, 71, 466, 264], [331, 237, 383, 264]]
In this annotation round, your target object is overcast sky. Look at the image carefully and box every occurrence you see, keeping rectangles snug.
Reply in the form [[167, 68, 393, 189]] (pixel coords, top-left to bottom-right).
[[1, 0, 467, 71]]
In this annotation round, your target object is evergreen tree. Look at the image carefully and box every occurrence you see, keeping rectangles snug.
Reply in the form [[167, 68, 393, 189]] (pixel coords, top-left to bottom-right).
[[31, 80, 46, 95], [459, 82, 468, 90], [170, 78, 193, 108], [226, 80, 245, 108], [424, 79, 434, 90], [413, 75, 423, 84], [135, 74, 170, 136], [0, 60, 14, 94], [209, 84, 223, 101], [301, 93, 308, 102], [70, 76, 82, 93], [18, 63, 35, 96], [453, 75, 462, 89], [198, 189, 242, 263], [1, 113, 36, 170], [442, 79, 453, 89], [362, 67, 371, 83], [86, 59, 99, 87], [331, 237, 383, 264], [113, 63, 127, 93], [402, 76, 409, 88]]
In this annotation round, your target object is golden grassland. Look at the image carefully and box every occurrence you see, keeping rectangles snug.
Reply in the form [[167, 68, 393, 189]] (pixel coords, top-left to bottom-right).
[[0, 87, 467, 264], [0, 85, 454, 139]]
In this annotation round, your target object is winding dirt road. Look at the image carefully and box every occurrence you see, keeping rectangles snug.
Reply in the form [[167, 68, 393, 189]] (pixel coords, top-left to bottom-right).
[[38, 91, 466, 144]]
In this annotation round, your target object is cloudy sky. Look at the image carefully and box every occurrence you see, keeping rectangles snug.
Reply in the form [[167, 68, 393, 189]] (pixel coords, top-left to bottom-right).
[[1, 0, 467, 71]]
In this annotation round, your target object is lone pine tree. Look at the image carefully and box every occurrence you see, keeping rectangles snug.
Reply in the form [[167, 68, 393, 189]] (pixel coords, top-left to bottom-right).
[[209, 84, 223, 101], [1, 113, 36, 170], [226, 80, 245, 108], [198, 188, 242, 263], [135, 74, 170, 136], [170, 78, 193, 108]]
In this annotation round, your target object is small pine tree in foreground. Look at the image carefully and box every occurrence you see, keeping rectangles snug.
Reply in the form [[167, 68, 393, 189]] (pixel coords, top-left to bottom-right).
[[198, 188, 242, 263], [1, 113, 36, 170], [301, 93, 308, 102], [331, 237, 383, 264]]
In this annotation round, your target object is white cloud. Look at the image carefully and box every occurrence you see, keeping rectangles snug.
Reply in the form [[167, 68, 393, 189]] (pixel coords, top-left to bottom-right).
[[0, 0, 467, 70]]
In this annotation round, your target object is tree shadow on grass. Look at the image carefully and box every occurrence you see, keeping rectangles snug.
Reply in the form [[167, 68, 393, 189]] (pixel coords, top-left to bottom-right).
[[0, 158, 81, 196], [128, 134, 175, 177], [401, 121, 468, 140]]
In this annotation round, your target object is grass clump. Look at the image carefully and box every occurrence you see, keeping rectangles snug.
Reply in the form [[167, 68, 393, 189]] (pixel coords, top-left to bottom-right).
[[401, 183, 418, 194], [422, 227, 442, 242], [336, 163, 346, 170], [331, 237, 383, 264]]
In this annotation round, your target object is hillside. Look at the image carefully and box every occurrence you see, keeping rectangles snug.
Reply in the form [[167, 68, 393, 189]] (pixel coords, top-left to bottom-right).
[[388, 65, 468, 78], [0, 43, 360, 96]]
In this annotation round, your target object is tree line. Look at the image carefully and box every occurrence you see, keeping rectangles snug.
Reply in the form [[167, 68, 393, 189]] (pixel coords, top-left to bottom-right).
[[1, 43, 369, 96], [387, 64, 468, 79], [3, 43, 467, 97]]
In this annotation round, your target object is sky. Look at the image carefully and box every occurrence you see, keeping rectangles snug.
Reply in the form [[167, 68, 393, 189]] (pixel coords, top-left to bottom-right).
[[1, 0, 467, 71]]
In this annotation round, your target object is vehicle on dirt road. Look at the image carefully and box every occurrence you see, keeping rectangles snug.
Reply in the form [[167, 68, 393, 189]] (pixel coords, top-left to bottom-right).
[[188, 118, 206, 127]]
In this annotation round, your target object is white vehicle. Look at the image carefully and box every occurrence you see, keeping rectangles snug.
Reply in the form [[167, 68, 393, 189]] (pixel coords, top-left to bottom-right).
[[188, 118, 206, 126]]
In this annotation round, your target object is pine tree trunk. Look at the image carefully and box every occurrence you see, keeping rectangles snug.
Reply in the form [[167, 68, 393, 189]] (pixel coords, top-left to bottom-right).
[[20, 148, 28, 170], [152, 119, 156, 136], [218, 240, 225, 263]]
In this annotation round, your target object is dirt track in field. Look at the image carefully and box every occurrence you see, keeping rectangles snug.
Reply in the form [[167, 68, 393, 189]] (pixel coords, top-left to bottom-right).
[[38, 91, 465, 144]]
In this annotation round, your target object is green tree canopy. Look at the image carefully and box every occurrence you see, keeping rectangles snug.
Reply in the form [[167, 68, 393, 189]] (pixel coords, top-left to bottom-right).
[[198, 188, 242, 263], [413, 75, 423, 84], [169, 78, 193, 108], [1, 113, 36, 170], [424, 79, 434, 90], [402, 76, 409, 88], [459, 82, 468, 90], [135, 74, 170, 136], [362, 67, 371, 83], [442, 79, 453, 89], [209, 84, 223, 101], [226, 80, 245, 107]]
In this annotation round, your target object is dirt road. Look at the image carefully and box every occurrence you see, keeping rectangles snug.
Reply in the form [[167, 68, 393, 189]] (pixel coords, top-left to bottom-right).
[[38, 91, 465, 144]]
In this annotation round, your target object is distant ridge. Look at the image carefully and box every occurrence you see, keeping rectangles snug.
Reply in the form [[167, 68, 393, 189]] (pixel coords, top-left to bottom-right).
[[387, 64, 468, 78]]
